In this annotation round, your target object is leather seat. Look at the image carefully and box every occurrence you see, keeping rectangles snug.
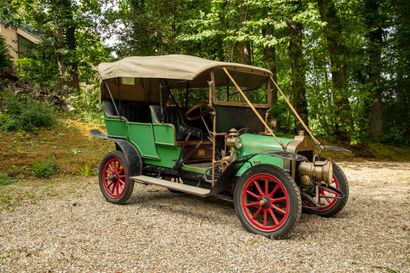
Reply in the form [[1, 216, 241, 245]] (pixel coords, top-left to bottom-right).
[[102, 100, 151, 123], [150, 105, 203, 141]]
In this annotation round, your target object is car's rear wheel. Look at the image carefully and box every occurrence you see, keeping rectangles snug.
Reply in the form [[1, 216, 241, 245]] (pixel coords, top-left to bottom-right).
[[303, 163, 349, 217], [99, 151, 134, 204], [234, 165, 302, 239]]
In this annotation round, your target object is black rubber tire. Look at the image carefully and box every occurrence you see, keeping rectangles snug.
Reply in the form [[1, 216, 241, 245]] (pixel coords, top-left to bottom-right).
[[234, 164, 302, 239], [99, 151, 134, 204], [304, 162, 349, 217]]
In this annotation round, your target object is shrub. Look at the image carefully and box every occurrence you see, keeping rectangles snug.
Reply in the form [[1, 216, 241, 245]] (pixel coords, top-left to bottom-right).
[[16, 57, 58, 91], [0, 173, 15, 186], [0, 90, 56, 131], [67, 86, 103, 123], [32, 161, 58, 178], [80, 164, 96, 177]]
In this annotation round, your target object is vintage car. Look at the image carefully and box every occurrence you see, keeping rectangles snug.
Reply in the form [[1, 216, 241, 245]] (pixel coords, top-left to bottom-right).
[[91, 55, 349, 238]]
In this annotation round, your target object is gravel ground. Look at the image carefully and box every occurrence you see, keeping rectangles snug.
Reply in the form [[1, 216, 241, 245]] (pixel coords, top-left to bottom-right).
[[0, 161, 409, 272]]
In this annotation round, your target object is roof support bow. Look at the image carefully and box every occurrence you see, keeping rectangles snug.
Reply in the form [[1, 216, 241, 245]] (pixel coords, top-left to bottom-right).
[[269, 75, 321, 146], [222, 67, 287, 151]]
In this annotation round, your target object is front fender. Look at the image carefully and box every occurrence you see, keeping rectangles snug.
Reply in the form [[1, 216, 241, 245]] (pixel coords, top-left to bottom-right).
[[211, 151, 306, 194], [90, 130, 142, 176]]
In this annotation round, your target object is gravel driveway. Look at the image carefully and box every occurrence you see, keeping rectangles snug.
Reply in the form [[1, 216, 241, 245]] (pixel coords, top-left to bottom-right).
[[1, 161, 409, 272]]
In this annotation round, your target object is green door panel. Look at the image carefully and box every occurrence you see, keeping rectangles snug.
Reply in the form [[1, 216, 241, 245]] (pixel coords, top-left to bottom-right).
[[235, 154, 284, 177], [144, 145, 181, 168], [128, 123, 159, 159], [153, 124, 176, 146], [105, 117, 127, 138], [144, 123, 181, 168]]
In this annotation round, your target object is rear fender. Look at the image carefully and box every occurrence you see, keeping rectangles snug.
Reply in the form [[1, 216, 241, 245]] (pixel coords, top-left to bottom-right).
[[90, 130, 142, 176], [211, 151, 306, 194]]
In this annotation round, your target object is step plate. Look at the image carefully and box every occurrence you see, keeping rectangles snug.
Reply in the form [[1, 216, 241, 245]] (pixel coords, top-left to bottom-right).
[[131, 175, 211, 196]]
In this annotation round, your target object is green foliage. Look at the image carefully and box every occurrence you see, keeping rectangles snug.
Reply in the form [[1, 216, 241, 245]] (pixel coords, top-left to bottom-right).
[[67, 85, 103, 123], [0, 35, 12, 68], [80, 164, 96, 177], [32, 161, 58, 179], [16, 55, 58, 91], [2, 0, 408, 147], [0, 91, 56, 131], [0, 173, 15, 186], [9, 0, 111, 95]]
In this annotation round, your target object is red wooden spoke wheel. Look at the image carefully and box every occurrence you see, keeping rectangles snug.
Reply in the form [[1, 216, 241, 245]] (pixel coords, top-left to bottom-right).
[[241, 174, 289, 231], [303, 162, 349, 217], [102, 157, 127, 198], [234, 165, 301, 238], [99, 151, 134, 204], [317, 176, 340, 211]]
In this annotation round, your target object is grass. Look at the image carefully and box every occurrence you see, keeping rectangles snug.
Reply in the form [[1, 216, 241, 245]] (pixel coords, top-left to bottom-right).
[[368, 143, 410, 161], [0, 176, 95, 211], [0, 249, 15, 261], [320, 140, 410, 162], [0, 173, 15, 186], [32, 160, 58, 178], [0, 113, 111, 178]]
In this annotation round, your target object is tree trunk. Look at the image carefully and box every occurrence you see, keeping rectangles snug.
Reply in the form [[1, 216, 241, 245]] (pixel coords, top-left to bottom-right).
[[263, 28, 278, 106], [288, 16, 308, 128], [317, 0, 353, 141], [395, 0, 410, 144], [239, 7, 251, 65], [54, 29, 65, 92], [239, 42, 251, 65], [53, 0, 79, 95], [65, 23, 79, 91], [365, 0, 383, 140]]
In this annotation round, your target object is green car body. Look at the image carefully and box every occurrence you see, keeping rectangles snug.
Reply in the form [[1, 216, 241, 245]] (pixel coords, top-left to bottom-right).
[[105, 115, 291, 176], [94, 55, 349, 239]]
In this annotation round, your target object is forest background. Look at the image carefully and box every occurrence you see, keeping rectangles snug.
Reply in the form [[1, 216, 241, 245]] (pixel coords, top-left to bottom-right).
[[0, 0, 409, 148]]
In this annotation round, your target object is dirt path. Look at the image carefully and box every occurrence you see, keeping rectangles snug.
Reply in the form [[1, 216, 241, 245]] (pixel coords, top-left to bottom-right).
[[1, 161, 409, 272]]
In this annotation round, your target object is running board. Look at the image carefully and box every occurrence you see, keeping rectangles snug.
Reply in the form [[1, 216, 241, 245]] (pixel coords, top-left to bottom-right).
[[131, 175, 211, 196]]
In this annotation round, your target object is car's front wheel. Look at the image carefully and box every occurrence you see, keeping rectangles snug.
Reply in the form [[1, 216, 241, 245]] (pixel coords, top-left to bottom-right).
[[234, 165, 302, 239], [99, 151, 134, 204]]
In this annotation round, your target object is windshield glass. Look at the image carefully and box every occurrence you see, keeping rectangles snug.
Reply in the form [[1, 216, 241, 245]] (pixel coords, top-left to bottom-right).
[[215, 80, 270, 107], [167, 88, 208, 108]]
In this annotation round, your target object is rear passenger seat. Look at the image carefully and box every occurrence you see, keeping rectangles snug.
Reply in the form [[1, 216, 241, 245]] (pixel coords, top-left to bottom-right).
[[102, 99, 151, 123]]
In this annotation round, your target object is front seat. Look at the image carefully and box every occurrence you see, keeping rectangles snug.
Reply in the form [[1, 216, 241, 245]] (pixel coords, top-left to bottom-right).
[[150, 105, 203, 141]]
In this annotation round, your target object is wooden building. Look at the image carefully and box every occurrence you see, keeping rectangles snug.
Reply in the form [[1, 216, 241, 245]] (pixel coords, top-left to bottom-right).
[[0, 21, 41, 63]]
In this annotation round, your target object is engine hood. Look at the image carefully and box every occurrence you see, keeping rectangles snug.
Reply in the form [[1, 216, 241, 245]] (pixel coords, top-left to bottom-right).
[[237, 134, 293, 156], [237, 133, 317, 158]]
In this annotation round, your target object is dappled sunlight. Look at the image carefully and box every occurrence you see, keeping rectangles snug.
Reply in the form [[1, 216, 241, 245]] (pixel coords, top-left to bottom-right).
[[0, 115, 111, 177]]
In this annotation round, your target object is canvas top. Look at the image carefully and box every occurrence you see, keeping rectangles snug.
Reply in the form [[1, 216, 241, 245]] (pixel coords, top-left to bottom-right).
[[98, 54, 272, 81]]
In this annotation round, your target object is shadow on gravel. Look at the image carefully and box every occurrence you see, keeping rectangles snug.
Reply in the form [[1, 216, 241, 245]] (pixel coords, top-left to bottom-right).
[[126, 187, 355, 234], [126, 190, 237, 225]]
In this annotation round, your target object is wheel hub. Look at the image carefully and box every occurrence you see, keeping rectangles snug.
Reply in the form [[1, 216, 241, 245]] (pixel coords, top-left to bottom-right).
[[112, 173, 119, 182], [259, 196, 271, 208], [108, 173, 119, 183]]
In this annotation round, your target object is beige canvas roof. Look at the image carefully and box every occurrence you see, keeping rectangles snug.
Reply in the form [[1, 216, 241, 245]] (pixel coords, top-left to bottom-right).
[[99, 54, 272, 104], [98, 54, 272, 81]]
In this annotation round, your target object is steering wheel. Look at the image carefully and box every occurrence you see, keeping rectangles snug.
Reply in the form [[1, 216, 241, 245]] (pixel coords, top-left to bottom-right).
[[237, 127, 256, 135], [185, 102, 211, 121]]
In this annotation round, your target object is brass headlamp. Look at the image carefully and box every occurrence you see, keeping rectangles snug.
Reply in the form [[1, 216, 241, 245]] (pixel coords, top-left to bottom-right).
[[298, 160, 333, 186]]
